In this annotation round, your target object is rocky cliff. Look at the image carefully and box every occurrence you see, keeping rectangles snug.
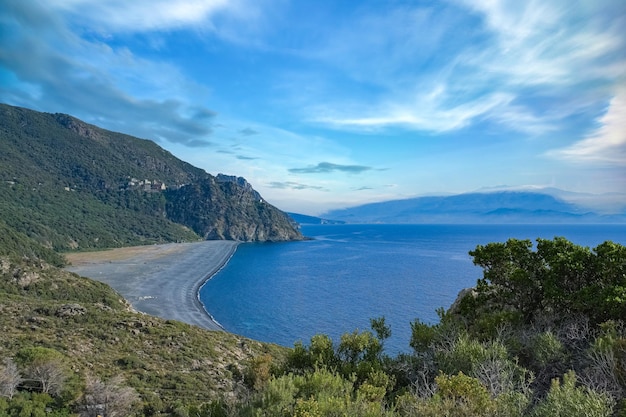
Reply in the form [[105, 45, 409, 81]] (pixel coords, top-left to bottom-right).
[[166, 176, 302, 241]]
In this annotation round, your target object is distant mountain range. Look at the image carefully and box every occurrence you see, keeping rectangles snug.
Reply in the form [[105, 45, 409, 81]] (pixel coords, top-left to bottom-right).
[[322, 190, 626, 224], [287, 213, 346, 225], [0, 103, 302, 262]]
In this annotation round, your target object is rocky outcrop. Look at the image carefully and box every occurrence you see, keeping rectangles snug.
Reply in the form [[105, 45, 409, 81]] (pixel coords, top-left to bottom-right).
[[165, 177, 303, 242], [216, 174, 262, 201], [56, 303, 86, 318], [448, 287, 477, 315]]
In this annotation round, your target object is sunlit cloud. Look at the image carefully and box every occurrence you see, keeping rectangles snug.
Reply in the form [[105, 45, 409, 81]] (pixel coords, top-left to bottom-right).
[[548, 91, 626, 164], [50, 0, 235, 32], [304, 1, 625, 137], [315, 91, 514, 133], [457, 0, 624, 87]]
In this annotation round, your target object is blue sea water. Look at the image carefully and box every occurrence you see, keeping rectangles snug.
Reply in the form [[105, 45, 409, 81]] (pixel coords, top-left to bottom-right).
[[200, 224, 626, 354]]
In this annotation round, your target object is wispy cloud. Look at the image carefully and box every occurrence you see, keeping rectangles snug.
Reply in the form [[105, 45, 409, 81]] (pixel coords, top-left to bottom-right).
[[289, 162, 374, 174], [236, 155, 259, 160], [50, 0, 240, 33], [267, 181, 328, 191], [303, 1, 625, 136], [314, 91, 515, 133], [239, 127, 259, 136], [456, 0, 624, 87], [548, 90, 626, 164]]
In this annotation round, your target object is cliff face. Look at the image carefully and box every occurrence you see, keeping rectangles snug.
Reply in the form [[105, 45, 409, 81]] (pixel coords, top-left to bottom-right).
[[0, 103, 303, 252], [166, 177, 302, 242]]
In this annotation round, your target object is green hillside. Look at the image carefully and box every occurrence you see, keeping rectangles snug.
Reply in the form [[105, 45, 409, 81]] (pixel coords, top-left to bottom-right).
[[0, 103, 302, 258], [0, 256, 286, 415]]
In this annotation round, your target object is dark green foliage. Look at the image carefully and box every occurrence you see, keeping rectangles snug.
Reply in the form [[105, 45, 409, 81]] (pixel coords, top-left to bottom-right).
[[0, 257, 123, 308], [532, 371, 614, 417], [0, 221, 65, 267], [261, 238, 625, 417], [409, 318, 435, 353], [371, 317, 392, 344], [0, 392, 72, 417], [468, 237, 626, 325]]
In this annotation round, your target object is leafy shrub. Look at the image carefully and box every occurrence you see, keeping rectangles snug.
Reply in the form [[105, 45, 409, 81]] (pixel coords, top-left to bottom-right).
[[532, 371, 614, 417]]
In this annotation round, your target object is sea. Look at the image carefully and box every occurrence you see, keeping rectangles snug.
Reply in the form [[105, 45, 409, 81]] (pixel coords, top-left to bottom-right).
[[199, 224, 626, 355]]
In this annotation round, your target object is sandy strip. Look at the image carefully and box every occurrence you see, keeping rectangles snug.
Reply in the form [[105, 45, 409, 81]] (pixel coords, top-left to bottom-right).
[[65, 240, 239, 331]]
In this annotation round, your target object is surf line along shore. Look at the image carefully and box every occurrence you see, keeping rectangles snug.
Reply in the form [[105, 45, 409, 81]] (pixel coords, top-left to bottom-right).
[[65, 240, 239, 331]]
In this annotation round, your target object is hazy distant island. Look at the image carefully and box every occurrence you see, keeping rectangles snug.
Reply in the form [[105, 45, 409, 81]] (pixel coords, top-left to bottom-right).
[[319, 189, 626, 224]]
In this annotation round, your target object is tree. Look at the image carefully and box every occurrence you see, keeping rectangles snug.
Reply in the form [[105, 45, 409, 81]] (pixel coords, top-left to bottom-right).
[[469, 238, 626, 324], [0, 358, 22, 399], [79, 375, 139, 417], [470, 238, 544, 319], [370, 317, 391, 344], [15, 347, 68, 396], [532, 371, 614, 417]]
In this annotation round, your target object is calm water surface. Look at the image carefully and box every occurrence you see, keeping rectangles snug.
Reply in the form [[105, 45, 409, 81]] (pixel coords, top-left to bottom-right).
[[200, 224, 626, 354]]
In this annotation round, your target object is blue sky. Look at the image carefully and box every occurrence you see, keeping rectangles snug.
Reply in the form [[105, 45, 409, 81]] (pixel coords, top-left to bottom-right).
[[1, 0, 625, 215]]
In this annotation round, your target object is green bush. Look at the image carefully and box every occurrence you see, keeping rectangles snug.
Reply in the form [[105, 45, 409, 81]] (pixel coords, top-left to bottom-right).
[[532, 371, 614, 417]]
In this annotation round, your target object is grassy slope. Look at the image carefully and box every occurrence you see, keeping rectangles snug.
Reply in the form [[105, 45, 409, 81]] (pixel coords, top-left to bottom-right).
[[0, 257, 287, 408]]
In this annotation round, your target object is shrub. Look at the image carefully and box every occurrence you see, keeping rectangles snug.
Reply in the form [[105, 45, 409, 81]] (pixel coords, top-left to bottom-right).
[[532, 371, 614, 417]]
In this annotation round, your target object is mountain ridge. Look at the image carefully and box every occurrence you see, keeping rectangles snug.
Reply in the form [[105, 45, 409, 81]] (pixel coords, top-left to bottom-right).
[[0, 103, 302, 259], [323, 191, 626, 224]]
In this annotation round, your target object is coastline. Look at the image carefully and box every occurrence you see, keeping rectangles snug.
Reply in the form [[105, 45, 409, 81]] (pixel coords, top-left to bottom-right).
[[195, 243, 240, 330], [65, 240, 239, 331]]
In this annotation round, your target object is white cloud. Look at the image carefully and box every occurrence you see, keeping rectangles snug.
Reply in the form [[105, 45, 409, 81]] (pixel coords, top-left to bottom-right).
[[549, 90, 626, 164], [0, 0, 216, 144], [51, 0, 233, 32], [315, 90, 514, 133], [302, 1, 625, 136], [460, 0, 624, 87]]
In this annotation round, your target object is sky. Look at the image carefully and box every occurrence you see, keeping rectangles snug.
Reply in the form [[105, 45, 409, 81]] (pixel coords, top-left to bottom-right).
[[1, 0, 625, 215]]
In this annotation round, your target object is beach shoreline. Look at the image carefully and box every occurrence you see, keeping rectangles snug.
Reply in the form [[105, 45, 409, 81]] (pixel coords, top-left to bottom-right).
[[65, 240, 239, 331], [195, 244, 240, 330]]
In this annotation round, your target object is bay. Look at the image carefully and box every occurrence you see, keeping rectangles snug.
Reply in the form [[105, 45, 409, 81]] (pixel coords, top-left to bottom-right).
[[199, 224, 626, 354]]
